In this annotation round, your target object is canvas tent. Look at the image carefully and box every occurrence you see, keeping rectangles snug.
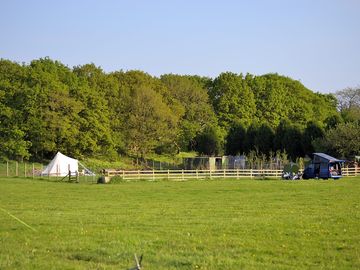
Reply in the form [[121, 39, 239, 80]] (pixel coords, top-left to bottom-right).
[[41, 152, 79, 176]]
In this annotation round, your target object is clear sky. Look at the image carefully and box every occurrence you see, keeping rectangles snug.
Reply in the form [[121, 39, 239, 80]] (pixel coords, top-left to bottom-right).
[[1, 0, 359, 93]]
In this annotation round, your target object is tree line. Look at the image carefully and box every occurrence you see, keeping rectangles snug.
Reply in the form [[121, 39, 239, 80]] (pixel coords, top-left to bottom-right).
[[0, 58, 359, 162]]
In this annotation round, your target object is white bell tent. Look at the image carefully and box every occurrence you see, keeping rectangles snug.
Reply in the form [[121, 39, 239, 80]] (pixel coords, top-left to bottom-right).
[[41, 152, 79, 176]]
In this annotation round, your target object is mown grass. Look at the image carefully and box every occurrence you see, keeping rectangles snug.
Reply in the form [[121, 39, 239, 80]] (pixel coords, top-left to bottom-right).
[[0, 177, 359, 269]]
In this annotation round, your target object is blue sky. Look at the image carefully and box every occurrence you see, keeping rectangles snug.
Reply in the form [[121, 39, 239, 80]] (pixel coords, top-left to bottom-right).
[[1, 0, 359, 93]]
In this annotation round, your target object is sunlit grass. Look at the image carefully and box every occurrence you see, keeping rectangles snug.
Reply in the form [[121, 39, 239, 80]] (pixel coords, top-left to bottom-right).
[[0, 177, 359, 269]]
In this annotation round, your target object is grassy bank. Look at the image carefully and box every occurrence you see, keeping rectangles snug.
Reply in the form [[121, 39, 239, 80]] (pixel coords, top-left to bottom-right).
[[0, 177, 359, 269]]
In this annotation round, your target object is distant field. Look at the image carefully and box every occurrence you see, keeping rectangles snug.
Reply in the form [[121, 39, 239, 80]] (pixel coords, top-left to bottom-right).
[[0, 177, 359, 269]]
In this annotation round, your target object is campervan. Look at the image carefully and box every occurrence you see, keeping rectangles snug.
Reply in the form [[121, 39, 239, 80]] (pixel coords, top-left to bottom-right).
[[302, 153, 343, 179]]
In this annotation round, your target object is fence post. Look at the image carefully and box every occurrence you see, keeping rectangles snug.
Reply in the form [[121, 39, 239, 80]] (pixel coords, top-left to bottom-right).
[[250, 169, 253, 178], [209, 169, 212, 179], [223, 169, 225, 178], [138, 170, 140, 180], [182, 169, 184, 180], [196, 169, 198, 180], [6, 161, 9, 177], [167, 169, 169, 180], [153, 169, 155, 181], [122, 170, 125, 180], [237, 168, 239, 179], [16, 161, 18, 177], [24, 163, 27, 178]]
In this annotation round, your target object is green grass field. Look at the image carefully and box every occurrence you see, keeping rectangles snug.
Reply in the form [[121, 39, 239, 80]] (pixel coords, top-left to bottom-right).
[[0, 177, 359, 269]]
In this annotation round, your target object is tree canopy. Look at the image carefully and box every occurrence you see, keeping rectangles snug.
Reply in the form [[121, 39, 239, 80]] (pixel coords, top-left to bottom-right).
[[0, 57, 355, 162]]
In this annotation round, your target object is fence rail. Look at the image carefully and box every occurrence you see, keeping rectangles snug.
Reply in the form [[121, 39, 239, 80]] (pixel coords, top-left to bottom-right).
[[107, 169, 284, 180], [105, 167, 360, 180], [342, 167, 360, 176]]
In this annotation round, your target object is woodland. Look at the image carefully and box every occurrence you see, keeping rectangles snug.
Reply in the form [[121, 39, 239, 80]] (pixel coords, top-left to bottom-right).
[[0, 58, 359, 162]]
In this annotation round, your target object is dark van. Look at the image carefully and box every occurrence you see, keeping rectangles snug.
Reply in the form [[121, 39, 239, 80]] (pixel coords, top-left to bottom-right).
[[302, 153, 344, 179]]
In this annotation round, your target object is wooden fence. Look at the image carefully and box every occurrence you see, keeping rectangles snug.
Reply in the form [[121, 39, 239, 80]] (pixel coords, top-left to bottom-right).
[[1, 162, 359, 181], [105, 167, 360, 181], [342, 167, 360, 176], [105, 169, 283, 180]]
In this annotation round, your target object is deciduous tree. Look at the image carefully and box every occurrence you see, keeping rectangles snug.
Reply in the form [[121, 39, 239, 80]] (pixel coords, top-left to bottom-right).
[[209, 72, 256, 129], [161, 74, 217, 151]]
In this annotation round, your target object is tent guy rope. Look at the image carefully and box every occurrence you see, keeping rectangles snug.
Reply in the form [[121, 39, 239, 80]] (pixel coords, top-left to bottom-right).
[[0, 207, 37, 232]]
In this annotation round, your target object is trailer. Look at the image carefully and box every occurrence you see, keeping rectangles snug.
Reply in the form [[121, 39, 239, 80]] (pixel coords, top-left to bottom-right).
[[302, 153, 344, 179]]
